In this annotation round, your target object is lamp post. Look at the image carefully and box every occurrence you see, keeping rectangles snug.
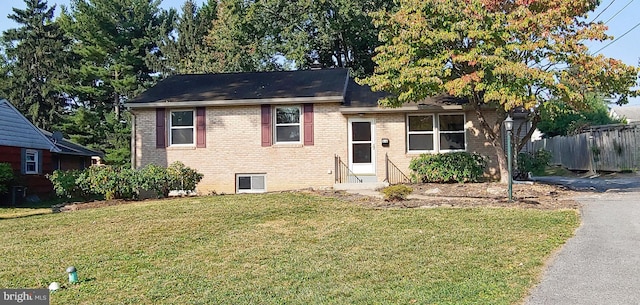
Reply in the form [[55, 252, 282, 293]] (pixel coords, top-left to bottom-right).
[[504, 115, 513, 202]]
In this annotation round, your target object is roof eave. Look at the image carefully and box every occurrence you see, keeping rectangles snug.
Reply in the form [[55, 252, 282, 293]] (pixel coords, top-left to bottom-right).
[[125, 96, 344, 109], [340, 104, 465, 114]]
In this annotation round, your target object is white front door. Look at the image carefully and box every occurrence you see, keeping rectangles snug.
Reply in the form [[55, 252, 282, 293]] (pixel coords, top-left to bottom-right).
[[348, 118, 375, 174]]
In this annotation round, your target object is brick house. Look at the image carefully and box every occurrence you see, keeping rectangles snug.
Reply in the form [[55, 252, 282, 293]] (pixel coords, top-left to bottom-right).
[[125, 69, 500, 194]]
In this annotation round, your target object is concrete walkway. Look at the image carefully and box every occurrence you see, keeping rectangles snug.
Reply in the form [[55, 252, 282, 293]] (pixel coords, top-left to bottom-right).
[[524, 191, 640, 304]]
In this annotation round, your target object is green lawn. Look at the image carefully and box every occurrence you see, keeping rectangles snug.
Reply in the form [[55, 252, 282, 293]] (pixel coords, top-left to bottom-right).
[[0, 193, 579, 305]]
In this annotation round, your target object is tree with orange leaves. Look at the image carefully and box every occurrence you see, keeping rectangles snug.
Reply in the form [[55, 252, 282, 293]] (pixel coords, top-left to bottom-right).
[[364, 0, 639, 183]]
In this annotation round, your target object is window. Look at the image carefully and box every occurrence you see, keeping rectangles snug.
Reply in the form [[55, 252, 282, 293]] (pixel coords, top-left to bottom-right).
[[407, 115, 434, 151], [25, 149, 38, 174], [170, 110, 195, 145], [439, 114, 466, 150], [274, 106, 301, 143], [236, 174, 266, 193], [407, 114, 466, 153]]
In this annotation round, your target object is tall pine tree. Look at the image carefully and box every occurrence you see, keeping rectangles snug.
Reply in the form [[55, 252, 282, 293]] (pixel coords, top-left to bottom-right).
[[58, 0, 171, 166], [147, 0, 218, 75], [0, 0, 71, 130]]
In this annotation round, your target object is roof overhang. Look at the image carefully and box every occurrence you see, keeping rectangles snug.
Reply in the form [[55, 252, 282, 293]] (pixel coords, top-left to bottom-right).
[[125, 96, 344, 109], [340, 103, 466, 114]]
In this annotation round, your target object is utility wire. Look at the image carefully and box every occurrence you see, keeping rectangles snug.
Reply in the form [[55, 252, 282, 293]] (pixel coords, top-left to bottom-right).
[[590, 0, 617, 23], [593, 20, 640, 53], [604, 0, 635, 24]]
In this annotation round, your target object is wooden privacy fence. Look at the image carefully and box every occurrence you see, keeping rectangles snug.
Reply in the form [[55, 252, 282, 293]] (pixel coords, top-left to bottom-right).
[[531, 123, 640, 172]]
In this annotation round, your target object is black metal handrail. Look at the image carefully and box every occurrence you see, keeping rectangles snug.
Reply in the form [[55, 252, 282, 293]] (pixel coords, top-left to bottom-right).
[[334, 155, 363, 183], [384, 153, 410, 184]]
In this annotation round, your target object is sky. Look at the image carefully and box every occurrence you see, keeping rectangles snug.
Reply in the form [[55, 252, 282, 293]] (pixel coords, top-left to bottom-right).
[[0, 0, 639, 105]]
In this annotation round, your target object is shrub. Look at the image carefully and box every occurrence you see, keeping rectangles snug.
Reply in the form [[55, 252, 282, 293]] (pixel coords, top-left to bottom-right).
[[48, 170, 87, 199], [139, 164, 170, 197], [47, 162, 204, 201], [381, 184, 413, 201], [517, 149, 552, 176], [409, 152, 487, 183], [0, 163, 14, 194], [166, 161, 204, 194]]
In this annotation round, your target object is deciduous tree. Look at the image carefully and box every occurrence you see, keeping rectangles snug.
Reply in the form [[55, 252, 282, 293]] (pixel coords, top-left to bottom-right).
[[364, 0, 639, 182], [537, 94, 622, 137]]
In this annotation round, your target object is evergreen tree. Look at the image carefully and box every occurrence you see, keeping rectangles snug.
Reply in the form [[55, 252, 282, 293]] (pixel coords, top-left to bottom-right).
[[256, 0, 395, 77], [203, 0, 280, 72], [0, 0, 71, 130], [147, 0, 218, 75], [58, 0, 171, 166]]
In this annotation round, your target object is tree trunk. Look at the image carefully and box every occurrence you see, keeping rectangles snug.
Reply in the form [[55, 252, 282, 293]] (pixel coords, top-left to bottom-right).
[[470, 93, 511, 184], [493, 137, 510, 184]]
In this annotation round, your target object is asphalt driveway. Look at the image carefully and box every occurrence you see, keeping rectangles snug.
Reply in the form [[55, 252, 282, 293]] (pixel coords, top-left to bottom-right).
[[531, 175, 640, 192], [524, 191, 640, 304]]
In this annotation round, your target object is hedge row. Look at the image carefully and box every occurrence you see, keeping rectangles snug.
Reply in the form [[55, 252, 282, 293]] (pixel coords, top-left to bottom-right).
[[48, 162, 203, 200]]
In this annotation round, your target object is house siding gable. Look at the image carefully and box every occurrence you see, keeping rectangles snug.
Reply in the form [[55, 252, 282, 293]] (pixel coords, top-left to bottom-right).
[[0, 100, 56, 150]]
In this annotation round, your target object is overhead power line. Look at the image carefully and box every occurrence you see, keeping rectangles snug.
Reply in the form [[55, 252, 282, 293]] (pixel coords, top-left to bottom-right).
[[590, 0, 617, 23], [593, 20, 640, 53], [604, 0, 635, 24]]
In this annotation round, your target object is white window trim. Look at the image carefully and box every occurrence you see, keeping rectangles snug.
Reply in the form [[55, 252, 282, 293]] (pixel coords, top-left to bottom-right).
[[407, 113, 467, 153], [407, 114, 435, 153], [438, 113, 467, 153], [25, 149, 38, 174], [236, 174, 267, 194], [273, 105, 302, 144], [169, 109, 195, 146]]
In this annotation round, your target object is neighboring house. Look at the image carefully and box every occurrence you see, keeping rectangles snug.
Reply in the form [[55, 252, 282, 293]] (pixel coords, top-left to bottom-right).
[[40, 129, 103, 170], [0, 99, 100, 202], [125, 68, 501, 194], [610, 106, 640, 123]]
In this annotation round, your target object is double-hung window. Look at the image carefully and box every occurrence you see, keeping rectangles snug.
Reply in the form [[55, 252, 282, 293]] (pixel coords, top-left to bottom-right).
[[407, 115, 435, 151], [170, 110, 195, 146], [407, 114, 466, 153], [439, 114, 466, 151], [274, 106, 301, 143], [25, 149, 38, 174]]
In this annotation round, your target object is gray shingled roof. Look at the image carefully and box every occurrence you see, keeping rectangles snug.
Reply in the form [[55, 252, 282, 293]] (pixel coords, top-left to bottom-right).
[[40, 129, 103, 157], [127, 69, 349, 104], [0, 99, 58, 151]]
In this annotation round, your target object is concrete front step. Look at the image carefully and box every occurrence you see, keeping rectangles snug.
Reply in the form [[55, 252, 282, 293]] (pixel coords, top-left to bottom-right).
[[333, 182, 389, 191]]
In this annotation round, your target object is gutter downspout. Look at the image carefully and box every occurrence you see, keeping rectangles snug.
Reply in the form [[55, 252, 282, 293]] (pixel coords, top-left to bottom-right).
[[130, 110, 136, 170]]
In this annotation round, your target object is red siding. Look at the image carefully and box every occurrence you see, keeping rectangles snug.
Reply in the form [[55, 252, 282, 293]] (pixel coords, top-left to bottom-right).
[[0, 146, 54, 198], [0, 146, 21, 172]]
